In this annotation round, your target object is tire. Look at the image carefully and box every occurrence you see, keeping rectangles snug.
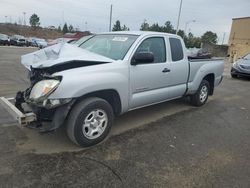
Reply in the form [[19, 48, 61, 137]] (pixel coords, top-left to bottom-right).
[[66, 97, 114, 147], [190, 79, 210, 107], [231, 73, 237, 78]]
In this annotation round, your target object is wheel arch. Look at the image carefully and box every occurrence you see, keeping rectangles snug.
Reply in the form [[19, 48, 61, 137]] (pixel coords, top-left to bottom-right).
[[74, 89, 122, 116], [203, 73, 215, 95]]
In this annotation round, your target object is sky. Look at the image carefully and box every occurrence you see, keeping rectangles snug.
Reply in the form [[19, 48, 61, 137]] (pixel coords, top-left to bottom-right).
[[0, 0, 249, 44]]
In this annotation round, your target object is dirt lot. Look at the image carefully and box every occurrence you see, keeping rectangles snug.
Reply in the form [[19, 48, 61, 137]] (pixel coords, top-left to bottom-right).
[[0, 46, 250, 187]]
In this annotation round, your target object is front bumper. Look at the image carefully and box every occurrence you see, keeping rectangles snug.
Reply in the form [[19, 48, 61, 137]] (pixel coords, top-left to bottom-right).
[[0, 97, 36, 126], [231, 67, 250, 77], [27, 99, 75, 131], [0, 94, 75, 131]]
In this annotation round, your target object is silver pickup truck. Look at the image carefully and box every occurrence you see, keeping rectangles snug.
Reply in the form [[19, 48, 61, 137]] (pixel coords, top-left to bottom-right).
[[0, 31, 224, 147]]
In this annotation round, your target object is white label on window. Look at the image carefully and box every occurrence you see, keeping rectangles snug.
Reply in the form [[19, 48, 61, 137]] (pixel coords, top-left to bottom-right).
[[112, 37, 128, 42]]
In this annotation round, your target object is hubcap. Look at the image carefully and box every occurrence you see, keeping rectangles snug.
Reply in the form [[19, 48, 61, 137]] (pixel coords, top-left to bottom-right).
[[199, 85, 208, 103], [82, 109, 108, 140]]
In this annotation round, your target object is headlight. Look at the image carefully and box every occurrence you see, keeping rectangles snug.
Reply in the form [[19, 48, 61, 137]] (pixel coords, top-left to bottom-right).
[[29, 80, 60, 100], [233, 62, 239, 69]]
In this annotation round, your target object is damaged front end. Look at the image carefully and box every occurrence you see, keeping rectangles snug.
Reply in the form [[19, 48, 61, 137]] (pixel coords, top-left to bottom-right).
[[15, 67, 75, 132], [6, 42, 113, 132]]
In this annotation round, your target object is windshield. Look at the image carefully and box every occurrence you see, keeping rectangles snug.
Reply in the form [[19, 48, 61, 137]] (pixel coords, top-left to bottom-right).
[[0, 34, 8, 39], [36, 39, 46, 42], [74, 35, 93, 46], [243, 53, 250, 60], [79, 34, 138, 60]]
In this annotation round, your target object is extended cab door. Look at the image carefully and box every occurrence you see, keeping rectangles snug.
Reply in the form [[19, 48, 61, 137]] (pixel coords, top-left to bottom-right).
[[129, 36, 172, 109], [165, 37, 189, 99]]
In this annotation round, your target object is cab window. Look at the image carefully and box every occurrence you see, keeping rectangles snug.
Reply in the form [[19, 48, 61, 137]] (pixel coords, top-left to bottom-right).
[[169, 38, 184, 61], [135, 37, 166, 63]]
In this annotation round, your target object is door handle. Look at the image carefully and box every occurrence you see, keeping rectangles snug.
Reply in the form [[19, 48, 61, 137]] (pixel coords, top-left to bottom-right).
[[162, 68, 171, 73]]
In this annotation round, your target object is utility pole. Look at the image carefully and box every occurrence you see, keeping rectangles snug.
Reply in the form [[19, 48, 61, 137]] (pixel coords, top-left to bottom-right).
[[221, 32, 226, 45], [23, 12, 26, 26], [176, 0, 183, 34], [5, 16, 7, 23], [109, 4, 113, 32]]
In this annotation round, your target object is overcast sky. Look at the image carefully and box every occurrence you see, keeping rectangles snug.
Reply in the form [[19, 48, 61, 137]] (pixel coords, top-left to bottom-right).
[[0, 0, 249, 43]]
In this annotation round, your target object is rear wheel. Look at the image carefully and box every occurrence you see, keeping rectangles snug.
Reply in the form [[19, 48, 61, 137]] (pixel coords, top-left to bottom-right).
[[66, 97, 114, 147], [190, 80, 210, 106]]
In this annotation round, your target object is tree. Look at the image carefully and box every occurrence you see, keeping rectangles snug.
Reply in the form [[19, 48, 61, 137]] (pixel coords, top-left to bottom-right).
[[177, 29, 185, 38], [201, 31, 218, 44], [29, 14, 40, 28], [149, 23, 162, 32], [112, 20, 122, 31], [140, 20, 150, 31], [163, 21, 175, 33], [122, 25, 129, 31], [62, 23, 69, 34], [140, 20, 176, 33], [58, 25, 62, 32], [69, 25, 74, 32], [112, 20, 129, 31]]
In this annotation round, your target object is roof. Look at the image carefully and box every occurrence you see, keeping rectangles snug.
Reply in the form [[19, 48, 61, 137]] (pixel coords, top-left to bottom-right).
[[232, 16, 250, 20], [98, 31, 178, 37]]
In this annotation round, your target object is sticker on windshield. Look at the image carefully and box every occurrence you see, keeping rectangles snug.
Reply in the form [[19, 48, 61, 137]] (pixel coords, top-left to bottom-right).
[[112, 37, 128, 42]]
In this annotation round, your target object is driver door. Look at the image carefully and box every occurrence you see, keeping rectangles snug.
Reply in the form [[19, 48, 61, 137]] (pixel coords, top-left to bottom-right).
[[129, 37, 171, 109]]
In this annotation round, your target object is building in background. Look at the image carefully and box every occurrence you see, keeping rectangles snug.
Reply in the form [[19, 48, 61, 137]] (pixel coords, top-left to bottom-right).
[[228, 17, 250, 63]]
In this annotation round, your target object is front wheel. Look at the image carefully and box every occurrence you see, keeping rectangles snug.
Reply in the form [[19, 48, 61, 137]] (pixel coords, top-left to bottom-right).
[[66, 97, 114, 147], [190, 80, 210, 106]]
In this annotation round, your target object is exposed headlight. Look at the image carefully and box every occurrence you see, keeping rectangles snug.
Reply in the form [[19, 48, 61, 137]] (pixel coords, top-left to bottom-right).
[[29, 80, 60, 100], [233, 62, 238, 68]]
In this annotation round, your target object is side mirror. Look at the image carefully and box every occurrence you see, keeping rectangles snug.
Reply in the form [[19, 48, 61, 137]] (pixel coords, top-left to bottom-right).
[[131, 52, 154, 65]]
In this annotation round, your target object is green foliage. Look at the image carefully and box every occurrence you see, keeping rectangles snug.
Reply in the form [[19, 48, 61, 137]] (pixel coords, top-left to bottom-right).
[[29, 14, 40, 28], [62, 23, 69, 34], [184, 32, 201, 48], [201, 31, 218, 44], [139, 20, 217, 48], [162, 21, 175, 33], [140, 20, 175, 33], [177, 30, 185, 38], [112, 20, 129, 31], [58, 25, 62, 32], [140, 20, 150, 31], [122, 25, 129, 31], [112, 20, 121, 31]]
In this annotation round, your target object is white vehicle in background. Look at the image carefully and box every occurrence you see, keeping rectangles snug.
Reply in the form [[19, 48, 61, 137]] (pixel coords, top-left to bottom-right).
[[47, 38, 74, 46], [34, 38, 48, 49]]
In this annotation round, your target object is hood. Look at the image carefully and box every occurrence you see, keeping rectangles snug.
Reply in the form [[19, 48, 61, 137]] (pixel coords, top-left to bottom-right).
[[21, 43, 113, 70], [236, 58, 250, 70], [236, 58, 250, 65]]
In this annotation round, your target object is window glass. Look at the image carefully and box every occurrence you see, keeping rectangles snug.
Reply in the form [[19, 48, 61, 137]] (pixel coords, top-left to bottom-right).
[[243, 53, 250, 60], [169, 38, 184, 61], [136, 37, 166, 63], [79, 34, 138, 60]]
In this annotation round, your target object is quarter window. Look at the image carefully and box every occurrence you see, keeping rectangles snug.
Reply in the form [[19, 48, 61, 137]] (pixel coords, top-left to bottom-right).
[[135, 37, 166, 63], [169, 38, 184, 61]]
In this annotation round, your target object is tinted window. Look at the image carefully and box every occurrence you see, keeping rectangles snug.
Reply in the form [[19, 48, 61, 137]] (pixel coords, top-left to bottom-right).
[[169, 38, 184, 61], [136, 37, 166, 63]]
